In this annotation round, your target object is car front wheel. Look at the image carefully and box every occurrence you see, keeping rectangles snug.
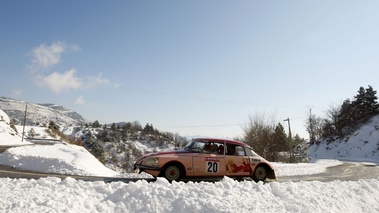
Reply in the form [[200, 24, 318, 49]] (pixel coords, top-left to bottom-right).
[[164, 165, 182, 181], [253, 166, 267, 182]]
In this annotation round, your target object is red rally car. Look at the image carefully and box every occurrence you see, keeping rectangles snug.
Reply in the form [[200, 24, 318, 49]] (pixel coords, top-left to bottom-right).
[[134, 138, 276, 182]]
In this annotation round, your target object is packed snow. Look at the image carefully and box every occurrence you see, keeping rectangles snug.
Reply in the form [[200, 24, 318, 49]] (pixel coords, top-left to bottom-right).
[[1, 109, 379, 212]]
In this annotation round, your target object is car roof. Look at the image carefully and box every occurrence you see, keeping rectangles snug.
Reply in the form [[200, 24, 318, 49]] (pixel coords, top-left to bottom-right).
[[193, 138, 248, 146]]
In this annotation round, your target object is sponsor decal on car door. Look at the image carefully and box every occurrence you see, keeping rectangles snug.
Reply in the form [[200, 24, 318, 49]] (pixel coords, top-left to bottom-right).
[[192, 154, 225, 176], [225, 156, 251, 175]]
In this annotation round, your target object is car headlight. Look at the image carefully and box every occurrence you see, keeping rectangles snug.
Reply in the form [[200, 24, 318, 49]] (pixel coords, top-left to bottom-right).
[[143, 158, 159, 166]]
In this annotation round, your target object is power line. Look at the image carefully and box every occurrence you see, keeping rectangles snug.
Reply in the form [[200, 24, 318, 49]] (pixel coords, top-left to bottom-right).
[[123, 86, 310, 108], [158, 123, 247, 128], [157, 117, 306, 129]]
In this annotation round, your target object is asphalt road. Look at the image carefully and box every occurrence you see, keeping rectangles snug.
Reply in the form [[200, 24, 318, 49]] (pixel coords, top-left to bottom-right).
[[278, 162, 379, 182]]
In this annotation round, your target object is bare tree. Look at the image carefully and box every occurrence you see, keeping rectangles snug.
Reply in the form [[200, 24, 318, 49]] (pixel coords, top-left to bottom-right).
[[242, 113, 276, 160], [305, 114, 325, 143], [325, 103, 340, 128]]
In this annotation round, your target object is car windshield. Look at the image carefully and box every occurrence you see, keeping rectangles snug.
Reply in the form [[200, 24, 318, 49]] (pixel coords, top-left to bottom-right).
[[245, 147, 259, 157], [184, 140, 206, 152]]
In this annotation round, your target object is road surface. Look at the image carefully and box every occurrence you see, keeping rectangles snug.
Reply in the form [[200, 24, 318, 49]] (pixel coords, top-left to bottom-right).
[[278, 161, 379, 182]]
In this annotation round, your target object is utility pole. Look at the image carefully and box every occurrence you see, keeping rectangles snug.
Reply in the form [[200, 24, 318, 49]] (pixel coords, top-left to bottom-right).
[[284, 118, 294, 163], [307, 106, 314, 144], [22, 105, 27, 142]]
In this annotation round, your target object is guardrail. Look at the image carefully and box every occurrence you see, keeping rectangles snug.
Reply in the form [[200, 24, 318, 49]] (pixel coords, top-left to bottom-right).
[[24, 138, 63, 145]]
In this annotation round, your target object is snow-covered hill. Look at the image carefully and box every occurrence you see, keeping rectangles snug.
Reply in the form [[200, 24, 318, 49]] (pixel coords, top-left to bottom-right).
[[309, 115, 379, 163], [0, 109, 27, 145], [0, 96, 86, 127], [1, 99, 178, 173]]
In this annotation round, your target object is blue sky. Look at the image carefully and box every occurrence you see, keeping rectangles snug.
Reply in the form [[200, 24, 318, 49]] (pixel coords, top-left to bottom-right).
[[1, 0, 379, 139]]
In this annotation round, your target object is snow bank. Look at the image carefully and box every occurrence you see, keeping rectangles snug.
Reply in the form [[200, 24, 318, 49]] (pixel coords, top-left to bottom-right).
[[0, 144, 118, 177], [0, 109, 30, 145], [1, 176, 379, 213]]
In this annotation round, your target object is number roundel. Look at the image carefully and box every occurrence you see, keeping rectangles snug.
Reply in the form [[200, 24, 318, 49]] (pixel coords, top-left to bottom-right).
[[206, 161, 219, 173]]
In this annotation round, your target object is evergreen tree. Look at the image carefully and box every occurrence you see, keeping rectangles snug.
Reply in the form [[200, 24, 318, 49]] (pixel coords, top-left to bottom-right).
[[99, 128, 110, 142], [143, 123, 155, 135], [336, 86, 379, 136], [352, 86, 369, 122], [27, 128, 36, 138], [48, 121, 59, 131], [336, 99, 354, 135], [82, 130, 105, 162], [269, 123, 288, 161], [293, 134, 308, 163], [365, 86, 379, 116], [111, 123, 117, 131], [272, 123, 288, 151], [321, 119, 335, 138], [92, 120, 100, 128], [321, 86, 379, 137], [352, 85, 379, 122]]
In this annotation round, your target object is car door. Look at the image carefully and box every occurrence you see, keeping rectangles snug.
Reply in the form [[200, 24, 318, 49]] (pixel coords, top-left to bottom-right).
[[225, 145, 251, 176], [192, 142, 225, 176]]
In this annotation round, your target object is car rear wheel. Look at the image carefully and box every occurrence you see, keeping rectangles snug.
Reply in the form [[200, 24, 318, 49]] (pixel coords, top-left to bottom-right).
[[253, 165, 267, 182], [164, 165, 182, 181]]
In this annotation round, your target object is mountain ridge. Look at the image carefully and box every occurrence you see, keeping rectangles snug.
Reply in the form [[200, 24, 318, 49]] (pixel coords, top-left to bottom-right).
[[0, 96, 86, 127]]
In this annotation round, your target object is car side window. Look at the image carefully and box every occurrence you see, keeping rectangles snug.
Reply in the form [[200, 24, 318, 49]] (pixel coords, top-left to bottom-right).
[[245, 147, 254, 156], [203, 142, 225, 155], [202, 142, 211, 153], [245, 147, 259, 157], [191, 142, 205, 152], [225, 144, 235, 155], [235, 146, 245, 156], [217, 143, 225, 155]]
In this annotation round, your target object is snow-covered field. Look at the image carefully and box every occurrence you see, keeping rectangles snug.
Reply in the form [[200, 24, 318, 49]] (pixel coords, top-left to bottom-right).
[[1, 109, 379, 212]]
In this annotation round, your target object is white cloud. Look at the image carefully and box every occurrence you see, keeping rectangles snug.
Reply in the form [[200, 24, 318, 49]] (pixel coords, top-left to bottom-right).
[[30, 41, 65, 69], [29, 41, 80, 71], [85, 73, 110, 89], [35, 69, 112, 94], [75, 96, 86, 105], [29, 41, 112, 94], [36, 69, 82, 94]]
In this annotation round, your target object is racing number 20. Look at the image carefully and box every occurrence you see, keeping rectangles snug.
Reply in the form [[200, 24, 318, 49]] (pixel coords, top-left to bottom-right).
[[206, 162, 219, 173]]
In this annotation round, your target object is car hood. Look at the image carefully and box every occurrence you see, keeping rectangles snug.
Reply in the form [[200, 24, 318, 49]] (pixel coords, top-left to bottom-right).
[[152, 149, 190, 156], [138, 149, 190, 159]]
